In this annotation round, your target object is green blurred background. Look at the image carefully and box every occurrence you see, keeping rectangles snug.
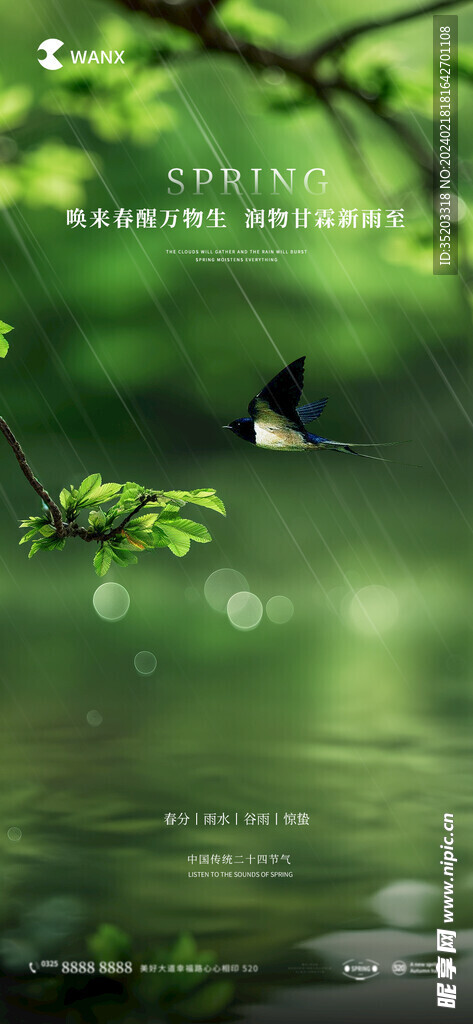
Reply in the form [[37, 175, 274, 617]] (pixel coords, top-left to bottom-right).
[[0, 0, 472, 1016]]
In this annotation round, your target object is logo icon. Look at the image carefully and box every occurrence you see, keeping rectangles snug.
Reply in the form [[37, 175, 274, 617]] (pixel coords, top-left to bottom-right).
[[37, 39, 64, 71], [392, 960, 408, 976], [342, 958, 380, 981]]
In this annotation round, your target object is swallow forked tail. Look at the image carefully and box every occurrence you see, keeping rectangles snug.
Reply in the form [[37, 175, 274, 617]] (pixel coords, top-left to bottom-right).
[[322, 439, 420, 467]]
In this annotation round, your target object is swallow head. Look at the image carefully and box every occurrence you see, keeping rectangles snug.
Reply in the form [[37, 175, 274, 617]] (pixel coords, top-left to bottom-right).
[[223, 417, 256, 444]]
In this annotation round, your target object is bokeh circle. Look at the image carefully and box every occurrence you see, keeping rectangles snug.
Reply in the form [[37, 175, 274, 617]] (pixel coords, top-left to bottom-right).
[[266, 595, 294, 624], [86, 710, 103, 727], [348, 585, 399, 634], [93, 583, 130, 622], [134, 651, 157, 675], [204, 569, 249, 613], [7, 827, 22, 842], [227, 592, 263, 631]]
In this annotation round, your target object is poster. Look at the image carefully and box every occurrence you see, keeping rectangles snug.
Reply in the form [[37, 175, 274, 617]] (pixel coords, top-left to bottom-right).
[[0, 1, 471, 1021]]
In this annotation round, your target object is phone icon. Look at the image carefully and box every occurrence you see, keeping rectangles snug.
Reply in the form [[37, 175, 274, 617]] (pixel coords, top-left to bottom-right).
[[28, 962, 37, 974]]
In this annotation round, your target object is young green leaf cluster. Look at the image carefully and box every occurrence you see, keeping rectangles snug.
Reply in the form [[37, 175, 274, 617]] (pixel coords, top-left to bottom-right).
[[19, 474, 225, 576]]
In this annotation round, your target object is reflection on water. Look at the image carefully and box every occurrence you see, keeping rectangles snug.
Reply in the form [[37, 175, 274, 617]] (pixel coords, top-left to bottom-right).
[[1, 462, 471, 1003], [369, 879, 437, 929]]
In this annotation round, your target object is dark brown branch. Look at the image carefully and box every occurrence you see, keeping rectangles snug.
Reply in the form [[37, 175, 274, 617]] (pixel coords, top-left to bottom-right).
[[110, 0, 465, 195], [185, 0, 227, 32], [331, 73, 436, 191], [306, 0, 470, 63], [118, 0, 227, 34], [0, 414, 163, 546], [115, 0, 467, 79], [0, 415, 64, 536], [319, 90, 383, 197], [65, 496, 161, 544], [103, 494, 158, 541], [122, 0, 305, 80]]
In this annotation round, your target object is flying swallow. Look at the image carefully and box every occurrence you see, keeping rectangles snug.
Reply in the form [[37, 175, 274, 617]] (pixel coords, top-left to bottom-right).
[[224, 356, 410, 462]]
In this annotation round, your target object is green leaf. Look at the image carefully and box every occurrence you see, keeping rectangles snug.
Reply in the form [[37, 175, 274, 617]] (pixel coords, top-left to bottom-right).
[[162, 499, 187, 513], [116, 484, 169, 513], [19, 529, 40, 544], [75, 475, 121, 509], [20, 514, 50, 530], [163, 489, 226, 515], [19, 515, 52, 544], [0, 319, 13, 358], [93, 544, 112, 576], [28, 541, 42, 559], [126, 513, 158, 529], [153, 524, 191, 558], [115, 481, 145, 507], [59, 487, 76, 511], [109, 545, 138, 567], [89, 509, 107, 530], [146, 530, 170, 549], [103, 505, 122, 525], [77, 474, 102, 499], [28, 536, 66, 557], [158, 514, 212, 543], [88, 482, 122, 504], [119, 526, 154, 550], [42, 536, 66, 551]]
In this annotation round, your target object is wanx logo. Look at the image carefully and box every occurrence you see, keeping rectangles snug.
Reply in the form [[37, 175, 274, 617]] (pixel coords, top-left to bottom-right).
[[37, 38, 64, 71], [37, 39, 125, 70]]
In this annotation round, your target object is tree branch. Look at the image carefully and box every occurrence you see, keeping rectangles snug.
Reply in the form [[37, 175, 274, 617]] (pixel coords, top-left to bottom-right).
[[332, 72, 436, 191], [0, 415, 162, 546], [103, 494, 157, 541], [319, 90, 384, 196], [109, 0, 465, 197], [0, 415, 64, 536], [306, 0, 470, 63], [114, 0, 467, 77]]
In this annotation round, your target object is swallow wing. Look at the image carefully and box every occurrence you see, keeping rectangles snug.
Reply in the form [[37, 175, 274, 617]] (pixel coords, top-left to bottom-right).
[[248, 356, 306, 429], [297, 398, 328, 424]]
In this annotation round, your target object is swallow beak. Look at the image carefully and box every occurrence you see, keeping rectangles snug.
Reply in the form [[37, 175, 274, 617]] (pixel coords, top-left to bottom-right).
[[222, 425, 231, 429]]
